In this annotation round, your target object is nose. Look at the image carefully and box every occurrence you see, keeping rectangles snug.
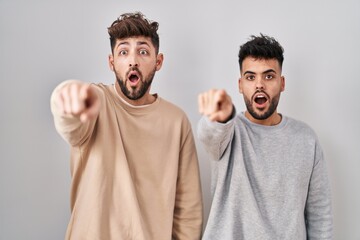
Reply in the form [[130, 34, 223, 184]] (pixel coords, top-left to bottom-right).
[[129, 62, 138, 67], [128, 54, 139, 68], [255, 78, 265, 90]]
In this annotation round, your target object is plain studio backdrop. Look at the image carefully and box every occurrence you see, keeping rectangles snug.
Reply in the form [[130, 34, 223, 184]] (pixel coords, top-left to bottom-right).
[[1, 0, 359, 239]]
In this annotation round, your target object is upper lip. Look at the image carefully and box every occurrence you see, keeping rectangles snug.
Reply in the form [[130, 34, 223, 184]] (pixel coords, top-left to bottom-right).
[[127, 70, 140, 79], [252, 91, 269, 102]]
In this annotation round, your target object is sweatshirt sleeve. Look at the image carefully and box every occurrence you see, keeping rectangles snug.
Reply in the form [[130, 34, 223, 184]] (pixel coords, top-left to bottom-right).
[[197, 111, 236, 161], [172, 126, 204, 240], [50, 80, 100, 147], [305, 140, 333, 239]]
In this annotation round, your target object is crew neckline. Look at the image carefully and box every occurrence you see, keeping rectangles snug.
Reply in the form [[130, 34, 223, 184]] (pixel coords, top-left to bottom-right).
[[239, 112, 287, 130], [103, 84, 161, 114]]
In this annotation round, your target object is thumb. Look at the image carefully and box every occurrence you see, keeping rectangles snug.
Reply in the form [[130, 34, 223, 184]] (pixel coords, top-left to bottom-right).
[[208, 109, 231, 122]]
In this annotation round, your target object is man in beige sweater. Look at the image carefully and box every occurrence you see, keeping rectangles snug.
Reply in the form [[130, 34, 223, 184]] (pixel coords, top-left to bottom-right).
[[50, 12, 203, 240]]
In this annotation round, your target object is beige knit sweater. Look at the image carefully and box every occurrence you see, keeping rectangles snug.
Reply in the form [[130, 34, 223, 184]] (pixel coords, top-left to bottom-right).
[[51, 82, 203, 240]]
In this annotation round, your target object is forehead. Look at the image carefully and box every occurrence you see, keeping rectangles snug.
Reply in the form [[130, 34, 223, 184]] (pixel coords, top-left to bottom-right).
[[115, 36, 154, 49], [241, 57, 281, 74]]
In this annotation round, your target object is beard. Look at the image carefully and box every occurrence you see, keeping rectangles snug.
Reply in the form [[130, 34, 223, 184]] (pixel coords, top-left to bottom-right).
[[244, 92, 281, 120], [116, 67, 156, 100]]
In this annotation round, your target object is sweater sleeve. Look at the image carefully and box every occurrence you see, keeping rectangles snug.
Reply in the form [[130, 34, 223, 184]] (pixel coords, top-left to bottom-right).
[[50, 80, 100, 147], [305, 140, 333, 239], [197, 112, 235, 161], [172, 127, 204, 240]]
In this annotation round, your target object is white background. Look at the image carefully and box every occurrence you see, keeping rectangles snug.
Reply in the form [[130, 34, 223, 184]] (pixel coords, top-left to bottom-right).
[[1, 0, 359, 239]]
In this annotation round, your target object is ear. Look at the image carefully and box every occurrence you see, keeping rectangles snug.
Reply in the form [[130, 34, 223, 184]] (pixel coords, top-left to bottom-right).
[[108, 54, 114, 72], [238, 77, 243, 94], [155, 53, 164, 71], [281, 76, 285, 92]]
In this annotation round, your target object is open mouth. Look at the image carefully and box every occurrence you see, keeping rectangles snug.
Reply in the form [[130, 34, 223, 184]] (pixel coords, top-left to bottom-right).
[[253, 92, 268, 106], [127, 71, 140, 85], [129, 74, 139, 82]]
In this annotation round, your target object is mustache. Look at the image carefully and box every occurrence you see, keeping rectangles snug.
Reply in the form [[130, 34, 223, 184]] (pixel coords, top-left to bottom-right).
[[129, 66, 139, 71], [126, 66, 142, 75], [125, 67, 143, 81]]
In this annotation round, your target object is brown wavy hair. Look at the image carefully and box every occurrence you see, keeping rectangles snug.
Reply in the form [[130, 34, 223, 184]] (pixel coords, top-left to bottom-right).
[[108, 12, 160, 54]]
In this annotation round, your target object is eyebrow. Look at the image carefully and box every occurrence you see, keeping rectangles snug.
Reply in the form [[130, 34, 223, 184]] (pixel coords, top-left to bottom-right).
[[116, 41, 151, 49], [243, 69, 277, 75], [136, 41, 150, 47]]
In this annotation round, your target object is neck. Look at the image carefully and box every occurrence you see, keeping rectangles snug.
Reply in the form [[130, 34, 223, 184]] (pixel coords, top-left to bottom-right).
[[244, 111, 282, 126]]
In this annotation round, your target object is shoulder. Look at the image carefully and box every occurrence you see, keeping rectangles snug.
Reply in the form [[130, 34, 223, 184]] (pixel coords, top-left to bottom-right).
[[158, 97, 192, 128], [285, 116, 318, 139], [90, 83, 116, 103], [91, 83, 110, 95], [158, 97, 188, 118]]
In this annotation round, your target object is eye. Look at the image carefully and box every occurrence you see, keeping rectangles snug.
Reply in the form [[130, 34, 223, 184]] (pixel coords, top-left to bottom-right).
[[119, 50, 127, 56], [246, 75, 255, 81], [139, 49, 148, 55], [265, 74, 274, 80]]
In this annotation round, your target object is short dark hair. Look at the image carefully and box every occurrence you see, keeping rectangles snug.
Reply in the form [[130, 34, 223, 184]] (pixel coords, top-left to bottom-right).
[[238, 34, 284, 72], [108, 12, 160, 54]]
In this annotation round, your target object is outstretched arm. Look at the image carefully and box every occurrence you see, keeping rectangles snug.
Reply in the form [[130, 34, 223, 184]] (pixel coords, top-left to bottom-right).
[[197, 89, 236, 161], [198, 89, 233, 123], [50, 80, 101, 146]]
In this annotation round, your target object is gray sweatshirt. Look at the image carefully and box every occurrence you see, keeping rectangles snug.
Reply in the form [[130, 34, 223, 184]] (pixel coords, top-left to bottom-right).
[[198, 112, 332, 240]]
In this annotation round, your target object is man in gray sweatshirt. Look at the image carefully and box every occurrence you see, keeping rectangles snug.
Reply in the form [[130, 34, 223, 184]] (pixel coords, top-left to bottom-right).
[[197, 34, 333, 239]]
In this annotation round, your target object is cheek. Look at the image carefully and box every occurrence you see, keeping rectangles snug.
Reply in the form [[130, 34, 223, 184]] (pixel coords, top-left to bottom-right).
[[113, 67, 127, 80], [240, 84, 252, 95], [144, 61, 158, 73], [239, 81, 244, 93], [268, 86, 283, 97], [113, 61, 127, 72]]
